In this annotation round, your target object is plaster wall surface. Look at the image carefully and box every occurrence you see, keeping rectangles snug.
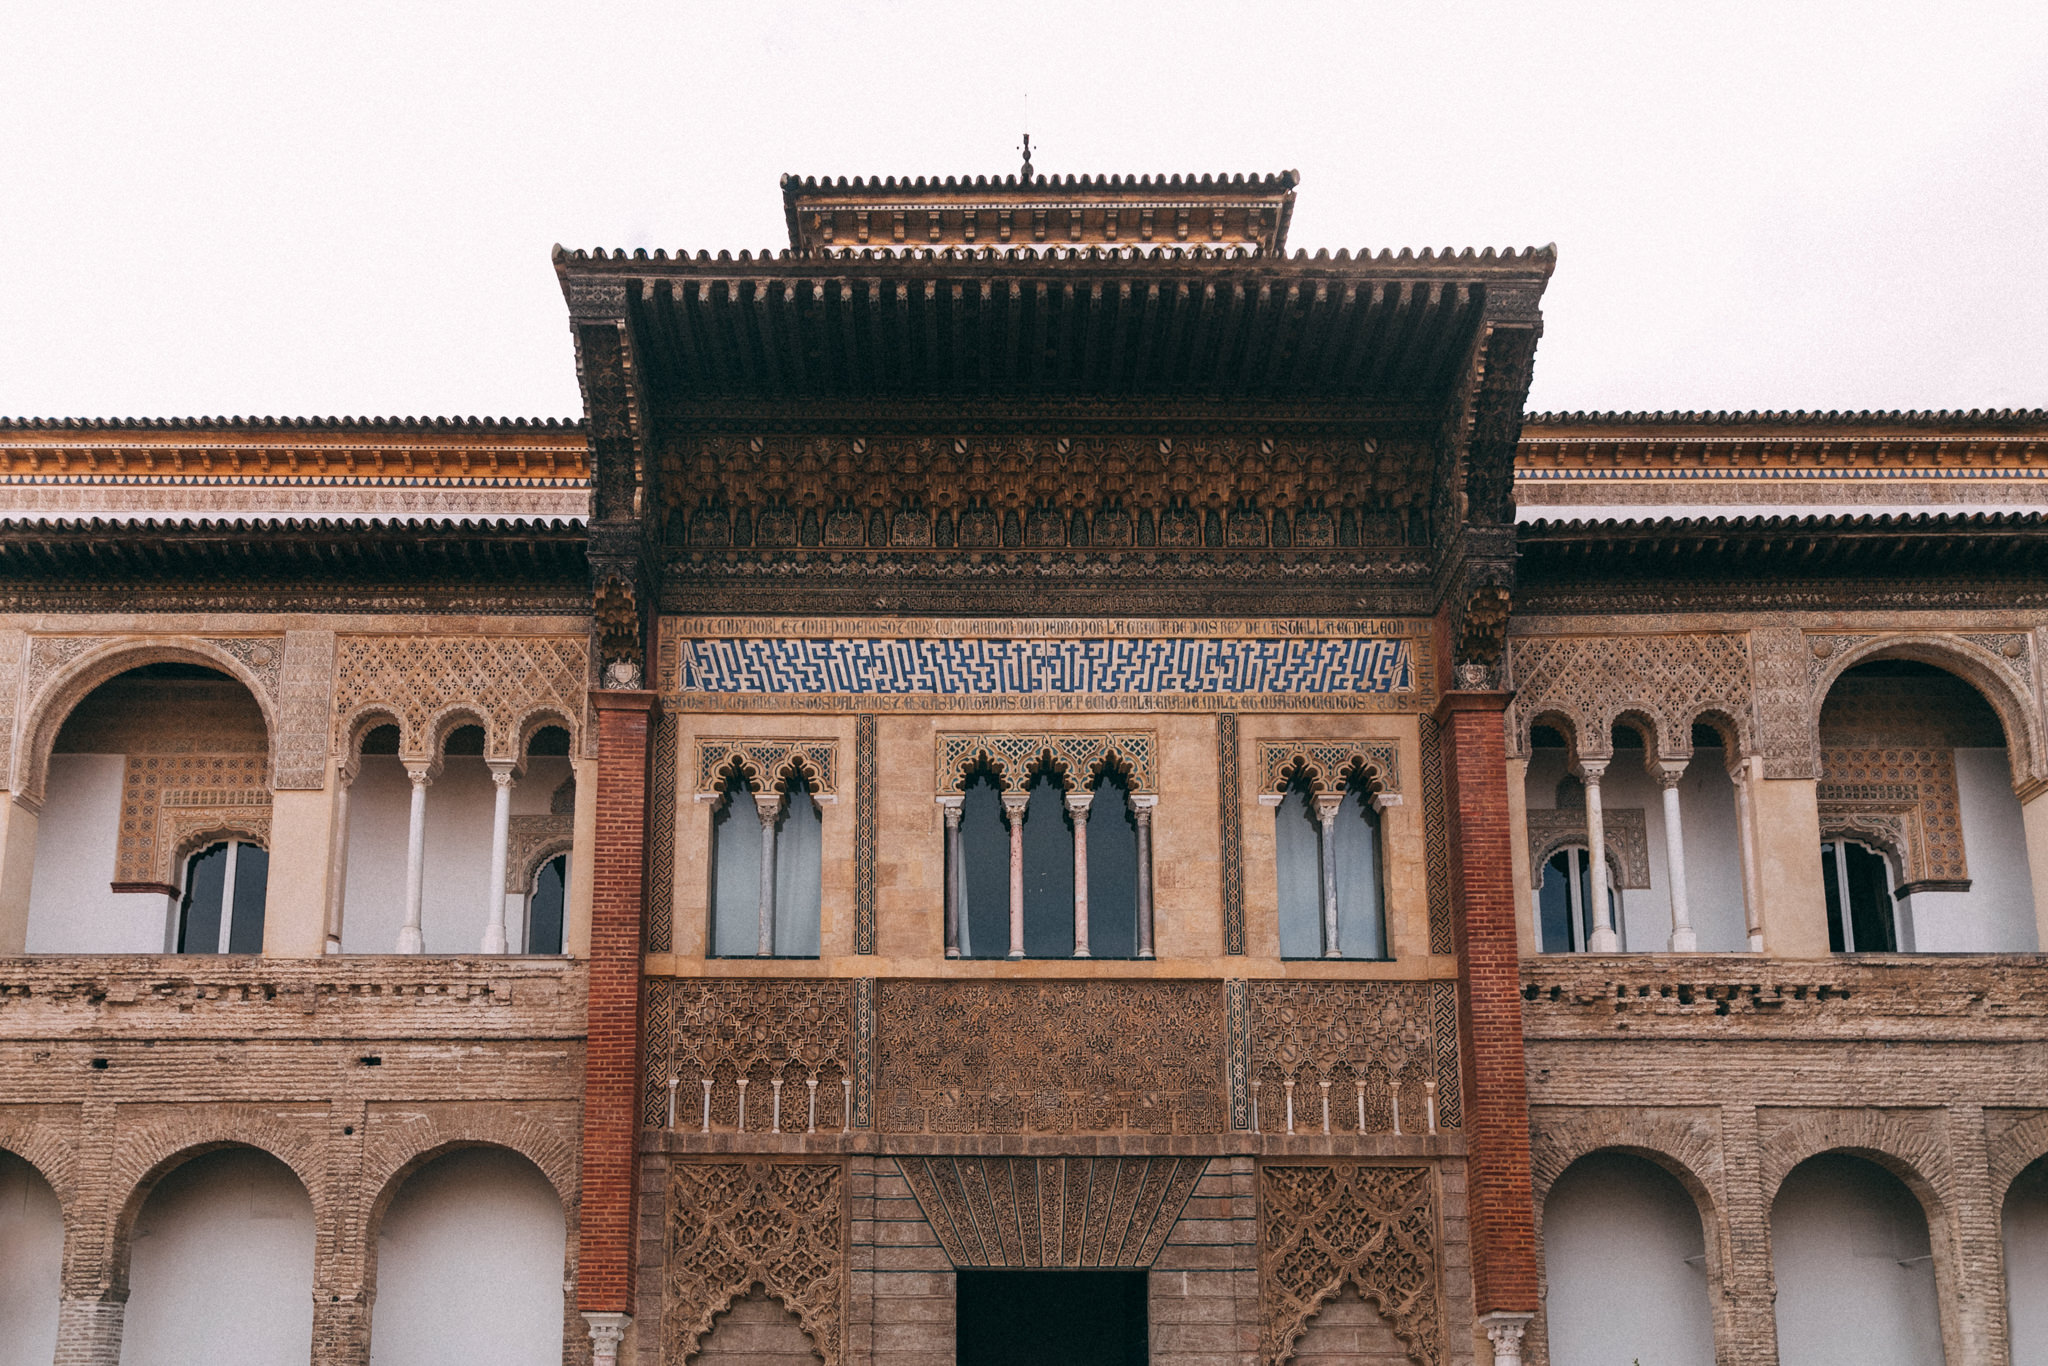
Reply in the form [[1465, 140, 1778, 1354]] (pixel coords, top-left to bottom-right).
[[2006, 1158, 2048, 1366], [1540, 1151, 1713, 1366], [0, 1150, 62, 1366], [1772, 1153, 1944, 1366], [121, 1146, 317, 1366], [1908, 748, 2039, 953], [369, 1147, 568, 1366], [26, 754, 157, 953]]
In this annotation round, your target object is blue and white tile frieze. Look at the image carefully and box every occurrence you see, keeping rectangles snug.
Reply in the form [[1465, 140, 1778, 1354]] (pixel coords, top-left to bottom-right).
[[673, 636, 1415, 696]]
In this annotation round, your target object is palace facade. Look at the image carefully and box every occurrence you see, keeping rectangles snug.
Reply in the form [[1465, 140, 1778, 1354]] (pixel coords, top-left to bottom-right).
[[1, 169, 2044, 1366]]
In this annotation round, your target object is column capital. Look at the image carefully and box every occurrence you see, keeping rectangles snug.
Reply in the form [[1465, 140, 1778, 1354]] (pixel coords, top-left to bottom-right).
[[1652, 759, 1688, 788], [939, 796, 964, 827], [403, 761, 436, 787], [1478, 1311, 1535, 1366], [583, 1311, 631, 1365], [1130, 793, 1159, 811], [754, 791, 785, 824], [1064, 791, 1094, 815], [1570, 756, 1608, 783], [1313, 792, 1345, 821], [1000, 790, 1030, 813], [487, 759, 520, 786]]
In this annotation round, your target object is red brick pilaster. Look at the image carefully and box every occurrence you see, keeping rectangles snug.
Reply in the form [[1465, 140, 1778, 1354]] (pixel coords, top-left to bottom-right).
[[578, 689, 656, 1317], [1434, 690, 1538, 1318]]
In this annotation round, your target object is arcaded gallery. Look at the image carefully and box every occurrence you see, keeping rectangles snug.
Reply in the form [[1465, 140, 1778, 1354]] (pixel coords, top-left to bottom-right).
[[1, 167, 2045, 1366]]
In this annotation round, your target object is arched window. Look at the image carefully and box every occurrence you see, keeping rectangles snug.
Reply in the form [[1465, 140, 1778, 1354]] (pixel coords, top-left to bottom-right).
[[1275, 774, 1388, 960], [526, 854, 567, 956], [1084, 770, 1140, 959], [176, 839, 268, 954], [1538, 846, 1624, 953], [955, 767, 1009, 960], [1018, 770, 1075, 958], [1822, 839, 1899, 952], [709, 769, 822, 958]]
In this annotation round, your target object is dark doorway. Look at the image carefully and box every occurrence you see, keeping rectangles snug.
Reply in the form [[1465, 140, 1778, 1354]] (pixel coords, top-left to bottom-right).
[[957, 1269, 1148, 1366]]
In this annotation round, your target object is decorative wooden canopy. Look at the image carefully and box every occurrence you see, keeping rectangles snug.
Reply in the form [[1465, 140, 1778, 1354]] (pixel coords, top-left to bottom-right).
[[557, 244, 1550, 409], [781, 172, 1299, 255]]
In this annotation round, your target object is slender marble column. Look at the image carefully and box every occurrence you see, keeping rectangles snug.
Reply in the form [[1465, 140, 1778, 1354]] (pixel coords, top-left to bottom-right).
[[1003, 791, 1028, 958], [1133, 794, 1157, 960], [1315, 793, 1344, 958], [1579, 759, 1619, 951], [397, 762, 433, 953], [1730, 756, 1766, 950], [1654, 759, 1698, 951], [481, 761, 517, 953], [755, 791, 783, 958], [323, 761, 356, 955], [1067, 790, 1094, 958], [940, 797, 964, 958]]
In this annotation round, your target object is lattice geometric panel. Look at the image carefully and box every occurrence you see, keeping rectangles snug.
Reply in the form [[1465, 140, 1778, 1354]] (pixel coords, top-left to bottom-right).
[[693, 736, 841, 797], [1256, 739, 1402, 795], [936, 730, 1156, 793]]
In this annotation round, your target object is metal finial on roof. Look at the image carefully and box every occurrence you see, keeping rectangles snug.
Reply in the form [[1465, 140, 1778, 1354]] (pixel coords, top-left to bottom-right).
[[1019, 132, 1033, 181]]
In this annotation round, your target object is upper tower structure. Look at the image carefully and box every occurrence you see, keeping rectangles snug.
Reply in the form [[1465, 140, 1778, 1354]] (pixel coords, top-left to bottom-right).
[[781, 170, 1299, 254]]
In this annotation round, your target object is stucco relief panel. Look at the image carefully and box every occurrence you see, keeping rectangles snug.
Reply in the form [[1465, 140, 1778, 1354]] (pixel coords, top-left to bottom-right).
[[330, 634, 589, 761], [1506, 632, 1752, 760]]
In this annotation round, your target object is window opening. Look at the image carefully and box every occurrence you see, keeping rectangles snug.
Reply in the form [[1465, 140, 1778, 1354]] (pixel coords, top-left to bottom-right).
[[1821, 840, 1897, 952], [1538, 845, 1623, 953], [1019, 771, 1075, 958], [1084, 771, 1140, 959], [709, 768, 822, 958], [527, 853, 567, 955], [176, 839, 268, 953], [1275, 773, 1389, 959], [957, 769, 1009, 959]]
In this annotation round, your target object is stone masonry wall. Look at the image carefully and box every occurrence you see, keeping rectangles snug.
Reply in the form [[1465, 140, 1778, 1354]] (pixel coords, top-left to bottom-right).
[[0, 955, 586, 1366], [1523, 954, 2048, 1366]]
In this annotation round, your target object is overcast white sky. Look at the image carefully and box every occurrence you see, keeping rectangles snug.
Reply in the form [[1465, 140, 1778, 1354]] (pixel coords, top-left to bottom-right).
[[3, 1, 2044, 420]]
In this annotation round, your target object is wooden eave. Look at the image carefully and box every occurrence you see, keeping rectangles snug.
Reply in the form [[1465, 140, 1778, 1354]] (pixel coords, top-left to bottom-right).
[[1516, 511, 2048, 580], [1516, 409, 2048, 473], [0, 516, 588, 586], [557, 246, 1552, 406], [0, 419, 589, 483]]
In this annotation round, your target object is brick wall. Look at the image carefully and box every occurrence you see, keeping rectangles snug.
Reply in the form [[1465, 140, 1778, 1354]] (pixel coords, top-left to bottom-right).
[[1436, 693, 1539, 1323], [1523, 954, 2048, 1366], [0, 955, 586, 1366], [578, 691, 654, 1322]]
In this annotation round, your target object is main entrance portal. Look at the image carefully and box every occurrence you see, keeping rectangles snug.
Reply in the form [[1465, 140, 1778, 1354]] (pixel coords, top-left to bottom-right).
[[956, 1269, 1148, 1366]]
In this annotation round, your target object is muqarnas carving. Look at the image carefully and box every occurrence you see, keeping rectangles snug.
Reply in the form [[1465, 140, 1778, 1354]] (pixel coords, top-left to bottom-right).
[[663, 1159, 844, 1366], [876, 981, 1224, 1134], [1260, 1162, 1443, 1366], [897, 1156, 1206, 1268]]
